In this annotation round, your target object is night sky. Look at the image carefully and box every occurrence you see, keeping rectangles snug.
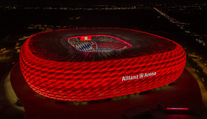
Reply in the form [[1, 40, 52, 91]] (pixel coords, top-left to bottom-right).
[[0, 0, 207, 5]]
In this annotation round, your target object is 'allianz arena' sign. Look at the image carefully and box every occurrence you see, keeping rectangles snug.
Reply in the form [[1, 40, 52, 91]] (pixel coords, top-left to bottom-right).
[[122, 72, 157, 81]]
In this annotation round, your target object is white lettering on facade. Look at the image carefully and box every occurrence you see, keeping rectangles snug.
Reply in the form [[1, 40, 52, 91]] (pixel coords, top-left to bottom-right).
[[122, 72, 156, 81]]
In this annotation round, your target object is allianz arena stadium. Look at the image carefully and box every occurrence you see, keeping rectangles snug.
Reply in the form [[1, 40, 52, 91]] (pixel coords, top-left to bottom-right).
[[19, 27, 186, 101]]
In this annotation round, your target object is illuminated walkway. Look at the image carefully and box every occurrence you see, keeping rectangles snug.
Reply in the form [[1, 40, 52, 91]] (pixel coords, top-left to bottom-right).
[[185, 61, 207, 110], [190, 57, 207, 75], [4, 71, 25, 112], [0, 70, 24, 119], [187, 53, 207, 115]]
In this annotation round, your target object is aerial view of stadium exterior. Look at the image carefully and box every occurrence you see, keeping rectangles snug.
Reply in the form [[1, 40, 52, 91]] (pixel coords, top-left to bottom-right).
[[19, 27, 186, 101]]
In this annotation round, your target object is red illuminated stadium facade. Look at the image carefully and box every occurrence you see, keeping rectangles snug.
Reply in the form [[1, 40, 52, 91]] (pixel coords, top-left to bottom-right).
[[19, 27, 186, 101]]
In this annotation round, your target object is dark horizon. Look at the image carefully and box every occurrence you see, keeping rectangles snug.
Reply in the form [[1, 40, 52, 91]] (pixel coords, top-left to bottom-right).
[[1, 0, 207, 6]]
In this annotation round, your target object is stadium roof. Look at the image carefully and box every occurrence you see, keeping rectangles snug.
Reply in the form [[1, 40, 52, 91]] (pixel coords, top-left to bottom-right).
[[27, 28, 176, 62]]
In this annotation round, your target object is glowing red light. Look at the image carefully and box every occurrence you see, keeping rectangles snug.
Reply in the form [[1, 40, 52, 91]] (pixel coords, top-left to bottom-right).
[[19, 28, 186, 101], [166, 108, 189, 110], [80, 36, 92, 41]]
